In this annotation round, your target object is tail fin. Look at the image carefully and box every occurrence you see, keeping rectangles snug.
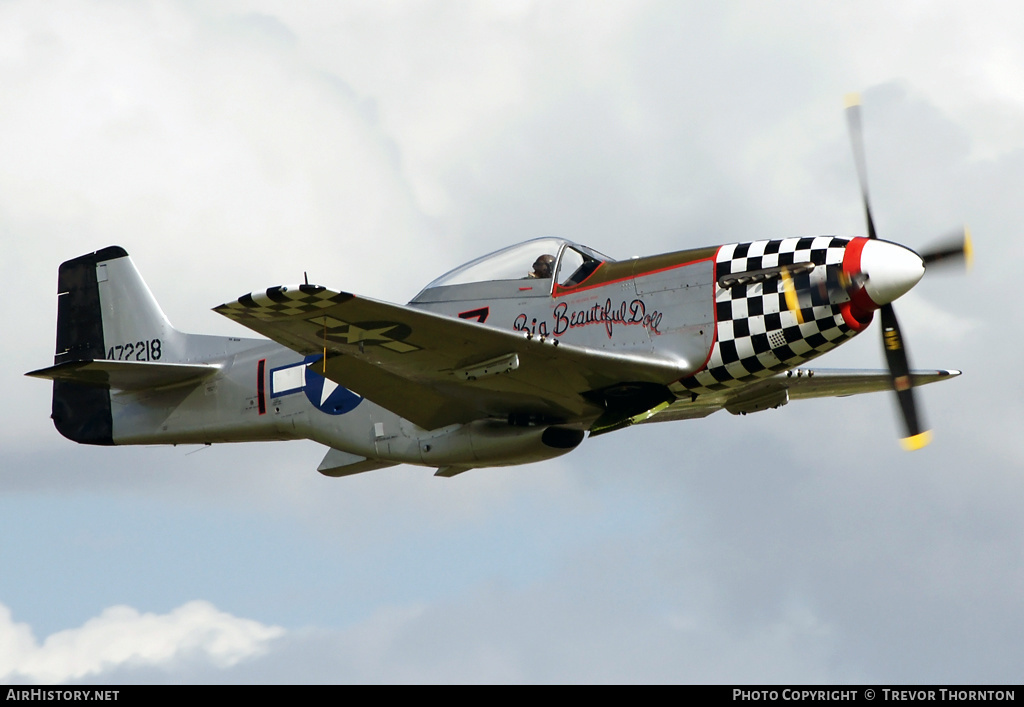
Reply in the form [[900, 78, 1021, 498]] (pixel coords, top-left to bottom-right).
[[38, 246, 193, 444], [57, 246, 185, 365]]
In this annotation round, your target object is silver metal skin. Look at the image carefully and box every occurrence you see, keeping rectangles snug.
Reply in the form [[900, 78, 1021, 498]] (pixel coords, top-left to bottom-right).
[[28, 237, 959, 476]]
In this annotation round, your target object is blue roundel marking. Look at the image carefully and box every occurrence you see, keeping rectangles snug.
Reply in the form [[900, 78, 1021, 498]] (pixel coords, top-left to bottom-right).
[[302, 355, 363, 415]]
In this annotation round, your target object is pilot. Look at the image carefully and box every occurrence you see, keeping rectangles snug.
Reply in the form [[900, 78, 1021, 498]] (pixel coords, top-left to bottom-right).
[[529, 254, 555, 279]]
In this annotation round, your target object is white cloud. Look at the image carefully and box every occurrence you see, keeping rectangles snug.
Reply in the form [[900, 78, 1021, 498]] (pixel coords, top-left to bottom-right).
[[0, 600, 284, 684], [3, 0, 1024, 685]]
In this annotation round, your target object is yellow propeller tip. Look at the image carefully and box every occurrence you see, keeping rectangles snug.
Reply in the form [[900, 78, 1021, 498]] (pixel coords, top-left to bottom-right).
[[900, 430, 933, 451], [963, 226, 974, 270], [844, 93, 862, 108]]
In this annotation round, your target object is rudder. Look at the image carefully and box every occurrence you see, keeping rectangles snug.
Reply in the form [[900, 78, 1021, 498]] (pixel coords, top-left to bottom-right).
[[50, 246, 184, 445]]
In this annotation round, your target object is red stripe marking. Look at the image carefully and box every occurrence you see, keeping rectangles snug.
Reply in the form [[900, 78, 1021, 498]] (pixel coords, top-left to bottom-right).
[[257, 359, 266, 415], [672, 248, 723, 380], [695, 248, 723, 373], [458, 307, 490, 323], [552, 261, 607, 296], [553, 256, 716, 298], [842, 236, 868, 277], [840, 237, 874, 330]]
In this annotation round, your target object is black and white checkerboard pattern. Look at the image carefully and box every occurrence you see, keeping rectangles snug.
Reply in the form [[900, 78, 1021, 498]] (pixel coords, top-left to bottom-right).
[[675, 236, 858, 395], [216, 285, 354, 323]]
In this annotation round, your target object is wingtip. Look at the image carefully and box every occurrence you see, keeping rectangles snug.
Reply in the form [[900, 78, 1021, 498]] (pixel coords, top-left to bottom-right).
[[900, 430, 933, 451]]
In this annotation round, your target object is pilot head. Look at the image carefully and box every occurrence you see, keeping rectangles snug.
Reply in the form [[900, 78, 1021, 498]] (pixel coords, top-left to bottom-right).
[[532, 254, 555, 279]]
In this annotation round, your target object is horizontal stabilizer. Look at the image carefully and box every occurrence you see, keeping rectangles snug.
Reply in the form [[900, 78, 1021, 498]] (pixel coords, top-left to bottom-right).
[[25, 359, 219, 391]]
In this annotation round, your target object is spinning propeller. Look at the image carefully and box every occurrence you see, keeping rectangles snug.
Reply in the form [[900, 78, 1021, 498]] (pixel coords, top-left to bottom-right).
[[843, 94, 972, 450]]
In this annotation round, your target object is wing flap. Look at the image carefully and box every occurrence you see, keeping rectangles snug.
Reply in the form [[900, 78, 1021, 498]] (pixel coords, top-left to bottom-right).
[[307, 353, 490, 429]]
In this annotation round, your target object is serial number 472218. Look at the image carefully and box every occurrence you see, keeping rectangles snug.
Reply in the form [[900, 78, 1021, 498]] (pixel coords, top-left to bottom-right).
[[106, 339, 162, 361]]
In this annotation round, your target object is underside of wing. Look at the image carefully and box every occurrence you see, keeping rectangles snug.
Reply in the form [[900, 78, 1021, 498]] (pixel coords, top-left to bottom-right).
[[215, 285, 689, 430], [766, 367, 959, 399], [640, 368, 960, 424]]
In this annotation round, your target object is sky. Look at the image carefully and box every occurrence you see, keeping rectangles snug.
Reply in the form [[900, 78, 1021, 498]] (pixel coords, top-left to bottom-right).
[[2, 0, 1022, 684]]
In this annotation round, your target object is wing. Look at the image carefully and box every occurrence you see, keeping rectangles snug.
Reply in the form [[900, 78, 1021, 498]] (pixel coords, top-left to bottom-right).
[[643, 368, 961, 424], [214, 285, 689, 430], [765, 367, 959, 399]]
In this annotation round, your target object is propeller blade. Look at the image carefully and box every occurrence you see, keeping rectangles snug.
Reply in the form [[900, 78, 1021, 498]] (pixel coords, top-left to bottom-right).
[[845, 93, 879, 240], [920, 226, 974, 270], [779, 267, 804, 324], [843, 95, 964, 450], [879, 303, 932, 450], [780, 264, 865, 320]]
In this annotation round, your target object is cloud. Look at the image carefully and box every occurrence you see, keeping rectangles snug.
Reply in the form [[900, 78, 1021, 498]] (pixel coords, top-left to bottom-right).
[[0, 600, 284, 684], [3, 0, 1024, 685]]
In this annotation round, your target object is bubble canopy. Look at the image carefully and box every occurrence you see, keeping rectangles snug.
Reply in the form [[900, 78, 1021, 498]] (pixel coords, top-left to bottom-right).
[[420, 237, 613, 292]]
